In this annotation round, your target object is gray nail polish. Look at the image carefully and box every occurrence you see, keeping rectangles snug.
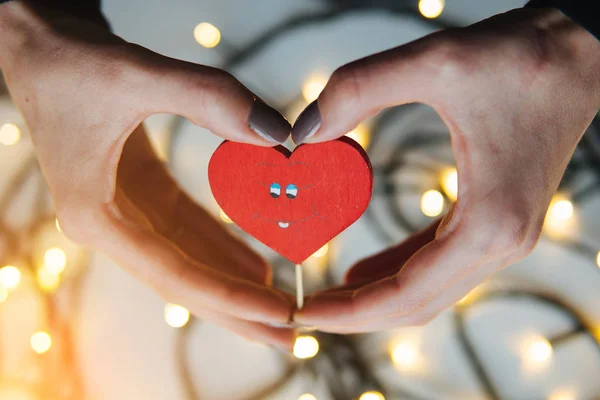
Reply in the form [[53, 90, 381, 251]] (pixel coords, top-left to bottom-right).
[[248, 100, 291, 144], [292, 100, 321, 144]]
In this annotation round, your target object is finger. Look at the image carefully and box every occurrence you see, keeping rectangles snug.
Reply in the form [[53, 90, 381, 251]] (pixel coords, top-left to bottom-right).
[[96, 213, 295, 324], [292, 36, 440, 144], [192, 306, 296, 351], [312, 312, 439, 334], [137, 50, 291, 145]]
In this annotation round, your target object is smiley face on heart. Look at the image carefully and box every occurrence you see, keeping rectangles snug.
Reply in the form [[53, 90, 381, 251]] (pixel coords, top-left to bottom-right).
[[208, 137, 373, 264]]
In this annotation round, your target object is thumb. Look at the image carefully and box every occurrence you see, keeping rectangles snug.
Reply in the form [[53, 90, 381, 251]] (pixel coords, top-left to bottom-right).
[[292, 37, 439, 144], [140, 54, 290, 145]]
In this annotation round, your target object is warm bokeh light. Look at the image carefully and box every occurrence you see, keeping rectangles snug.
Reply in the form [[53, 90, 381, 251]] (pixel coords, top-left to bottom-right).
[[596, 251, 600, 268], [346, 124, 370, 148], [219, 209, 233, 224], [164, 303, 190, 328], [43, 247, 66, 275], [55, 218, 62, 232], [548, 199, 574, 222], [193, 22, 221, 48], [440, 168, 458, 201], [391, 342, 418, 368], [418, 0, 444, 19], [525, 337, 553, 366], [0, 266, 21, 290], [359, 391, 385, 400], [293, 335, 319, 359], [30, 331, 52, 354], [298, 394, 317, 400], [548, 389, 576, 400], [0, 285, 8, 303], [544, 196, 575, 238], [420, 190, 444, 217], [302, 75, 328, 103], [311, 244, 329, 258], [0, 386, 36, 400], [37, 267, 60, 293], [0, 123, 21, 146]]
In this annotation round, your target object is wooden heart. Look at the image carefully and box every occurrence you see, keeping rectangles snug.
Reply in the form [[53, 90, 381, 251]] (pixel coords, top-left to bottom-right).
[[208, 137, 373, 264]]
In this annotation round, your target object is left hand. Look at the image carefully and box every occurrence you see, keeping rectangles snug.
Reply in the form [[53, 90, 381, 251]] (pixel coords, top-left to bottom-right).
[[291, 7, 600, 333]]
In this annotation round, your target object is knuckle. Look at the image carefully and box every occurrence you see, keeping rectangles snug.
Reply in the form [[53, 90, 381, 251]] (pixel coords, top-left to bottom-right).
[[55, 203, 107, 245], [327, 62, 364, 107]]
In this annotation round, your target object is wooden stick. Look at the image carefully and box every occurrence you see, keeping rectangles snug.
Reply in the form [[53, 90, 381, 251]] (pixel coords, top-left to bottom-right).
[[295, 264, 304, 309]]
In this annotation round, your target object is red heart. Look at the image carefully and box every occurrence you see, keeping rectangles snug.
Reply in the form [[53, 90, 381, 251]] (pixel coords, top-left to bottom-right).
[[208, 137, 373, 264]]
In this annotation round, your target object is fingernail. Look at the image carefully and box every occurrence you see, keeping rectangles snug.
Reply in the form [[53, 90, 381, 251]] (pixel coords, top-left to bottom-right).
[[288, 321, 317, 332], [266, 322, 293, 328], [292, 100, 321, 144], [248, 99, 291, 144]]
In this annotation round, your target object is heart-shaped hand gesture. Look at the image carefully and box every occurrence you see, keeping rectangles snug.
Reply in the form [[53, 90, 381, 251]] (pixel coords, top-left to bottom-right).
[[292, 8, 600, 332], [0, 1, 296, 350]]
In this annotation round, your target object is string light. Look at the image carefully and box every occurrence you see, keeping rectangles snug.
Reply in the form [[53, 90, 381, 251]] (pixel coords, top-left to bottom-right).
[[55, 218, 62, 232], [524, 337, 553, 368], [418, 0, 444, 19], [596, 251, 600, 268], [544, 195, 575, 237], [0, 266, 21, 290], [302, 75, 328, 103], [30, 331, 52, 354], [293, 335, 319, 359], [346, 124, 370, 148], [298, 394, 317, 400], [164, 303, 190, 328], [420, 190, 444, 217], [311, 244, 329, 258], [390, 342, 418, 368], [43, 247, 67, 275], [359, 391, 385, 400], [0, 123, 21, 146], [219, 209, 233, 224], [548, 389, 576, 400], [440, 168, 458, 201], [36, 267, 61, 293], [0, 285, 8, 303], [194, 22, 221, 48], [547, 198, 574, 222]]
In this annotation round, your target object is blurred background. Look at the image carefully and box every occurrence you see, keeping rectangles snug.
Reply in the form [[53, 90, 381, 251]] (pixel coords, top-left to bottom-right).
[[1, 0, 600, 399]]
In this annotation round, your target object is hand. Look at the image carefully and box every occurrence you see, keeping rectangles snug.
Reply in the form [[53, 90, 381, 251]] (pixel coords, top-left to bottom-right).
[[291, 7, 600, 333], [0, 1, 296, 349]]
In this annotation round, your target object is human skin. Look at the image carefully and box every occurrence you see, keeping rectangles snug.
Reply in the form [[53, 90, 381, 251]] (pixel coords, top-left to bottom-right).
[[0, 0, 297, 350], [292, 7, 600, 333]]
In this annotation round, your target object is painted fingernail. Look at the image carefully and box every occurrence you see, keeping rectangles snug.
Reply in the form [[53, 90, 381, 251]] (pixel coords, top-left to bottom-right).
[[266, 322, 293, 328], [248, 99, 291, 144], [292, 100, 321, 144]]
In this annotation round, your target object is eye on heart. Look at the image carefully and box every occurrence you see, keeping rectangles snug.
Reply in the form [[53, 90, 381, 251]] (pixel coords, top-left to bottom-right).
[[208, 137, 373, 264]]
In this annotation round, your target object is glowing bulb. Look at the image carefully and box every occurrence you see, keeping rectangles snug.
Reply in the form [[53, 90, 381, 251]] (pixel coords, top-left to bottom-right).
[[55, 218, 62, 232], [0, 266, 21, 290], [418, 0, 444, 19], [164, 303, 190, 328], [30, 331, 52, 354], [219, 209, 233, 224], [420, 190, 444, 217], [43, 247, 66, 275], [0, 285, 7, 303], [293, 335, 319, 359], [346, 124, 370, 148], [359, 391, 385, 400], [0, 387, 35, 400], [596, 251, 600, 268], [298, 395, 317, 400], [391, 342, 418, 368], [547, 198, 573, 222], [302, 75, 328, 103], [194, 22, 221, 48], [548, 389, 576, 400], [525, 338, 552, 365], [440, 168, 458, 201], [311, 244, 329, 258], [0, 123, 21, 146], [37, 267, 60, 293]]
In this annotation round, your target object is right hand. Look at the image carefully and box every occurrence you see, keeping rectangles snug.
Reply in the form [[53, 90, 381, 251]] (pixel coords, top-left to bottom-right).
[[0, 1, 296, 350]]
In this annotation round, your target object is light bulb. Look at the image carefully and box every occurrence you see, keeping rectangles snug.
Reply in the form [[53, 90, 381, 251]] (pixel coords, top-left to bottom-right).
[[302, 75, 328, 103], [311, 244, 329, 258], [525, 337, 552, 366], [440, 168, 458, 201], [30, 331, 52, 354], [391, 342, 418, 368], [37, 267, 60, 293], [359, 391, 385, 400], [596, 251, 600, 268], [0, 123, 21, 146], [194, 22, 221, 48], [418, 0, 444, 19], [164, 303, 190, 328], [293, 335, 319, 359], [298, 395, 317, 400], [0, 266, 21, 290], [43, 247, 66, 275], [420, 190, 444, 217], [548, 389, 576, 400], [548, 199, 573, 222]]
